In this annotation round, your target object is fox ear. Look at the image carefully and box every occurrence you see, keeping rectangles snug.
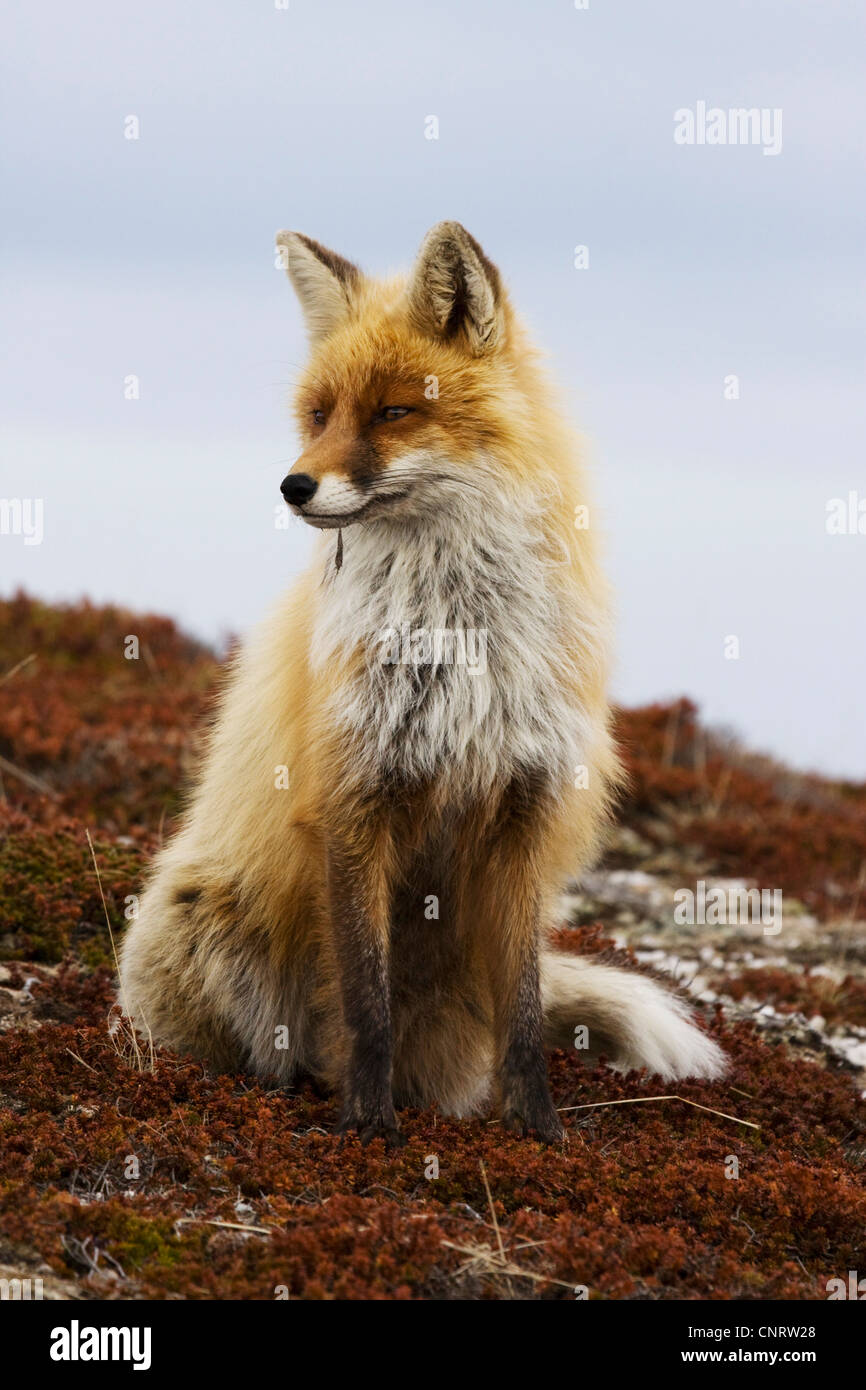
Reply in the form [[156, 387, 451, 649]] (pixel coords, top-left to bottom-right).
[[275, 231, 360, 344], [406, 221, 505, 354]]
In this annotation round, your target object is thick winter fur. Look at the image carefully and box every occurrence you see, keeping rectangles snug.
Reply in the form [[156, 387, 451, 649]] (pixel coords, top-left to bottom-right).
[[119, 221, 725, 1145]]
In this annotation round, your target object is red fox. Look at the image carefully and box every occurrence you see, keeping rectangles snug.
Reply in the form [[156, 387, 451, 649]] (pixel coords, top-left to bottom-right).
[[118, 222, 725, 1145]]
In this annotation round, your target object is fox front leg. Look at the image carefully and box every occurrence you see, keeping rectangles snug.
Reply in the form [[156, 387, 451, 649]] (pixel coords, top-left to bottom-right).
[[476, 789, 565, 1145], [496, 926, 564, 1144], [327, 838, 404, 1149]]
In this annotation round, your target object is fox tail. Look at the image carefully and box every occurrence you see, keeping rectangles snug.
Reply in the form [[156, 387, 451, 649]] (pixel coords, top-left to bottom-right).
[[541, 950, 727, 1081]]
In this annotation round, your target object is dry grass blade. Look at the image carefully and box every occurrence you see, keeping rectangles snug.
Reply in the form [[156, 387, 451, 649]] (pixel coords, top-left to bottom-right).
[[65, 1048, 98, 1074], [0, 652, 37, 686], [439, 1239, 574, 1290], [478, 1159, 505, 1261], [141, 641, 161, 683], [0, 754, 59, 799], [558, 1094, 759, 1130], [439, 1160, 572, 1293], [174, 1218, 274, 1237], [86, 827, 154, 1073]]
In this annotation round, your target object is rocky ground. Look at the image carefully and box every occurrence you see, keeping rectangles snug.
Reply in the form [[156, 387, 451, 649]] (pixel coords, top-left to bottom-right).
[[0, 592, 864, 1300], [565, 849, 866, 1087]]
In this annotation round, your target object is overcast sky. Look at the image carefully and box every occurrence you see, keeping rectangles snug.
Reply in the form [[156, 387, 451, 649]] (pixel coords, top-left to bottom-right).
[[2, 0, 864, 776]]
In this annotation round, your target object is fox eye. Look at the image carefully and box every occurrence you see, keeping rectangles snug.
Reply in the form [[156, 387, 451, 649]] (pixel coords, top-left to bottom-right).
[[379, 407, 412, 422], [312, 410, 326, 426]]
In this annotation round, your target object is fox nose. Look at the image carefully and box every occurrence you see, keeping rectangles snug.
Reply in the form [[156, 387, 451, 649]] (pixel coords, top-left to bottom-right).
[[280, 473, 318, 507]]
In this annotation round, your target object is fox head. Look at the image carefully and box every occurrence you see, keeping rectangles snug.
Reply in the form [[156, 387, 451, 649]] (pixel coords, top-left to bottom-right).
[[276, 222, 546, 531]]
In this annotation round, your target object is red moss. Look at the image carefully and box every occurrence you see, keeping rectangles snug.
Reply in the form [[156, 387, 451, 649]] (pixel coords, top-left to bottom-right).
[[615, 699, 866, 917], [0, 591, 217, 831], [0, 986, 862, 1300], [0, 595, 863, 1300]]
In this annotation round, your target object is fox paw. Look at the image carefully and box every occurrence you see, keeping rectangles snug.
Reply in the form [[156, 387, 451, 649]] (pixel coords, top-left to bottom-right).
[[335, 1110, 406, 1149], [502, 1103, 565, 1145], [358, 1122, 406, 1149]]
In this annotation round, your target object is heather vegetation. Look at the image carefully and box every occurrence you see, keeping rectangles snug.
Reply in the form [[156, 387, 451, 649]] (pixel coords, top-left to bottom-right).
[[1, 593, 863, 1299]]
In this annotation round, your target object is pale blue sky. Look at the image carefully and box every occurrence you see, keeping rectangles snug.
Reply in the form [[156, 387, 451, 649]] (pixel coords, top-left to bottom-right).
[[2, 0, 864, 775]]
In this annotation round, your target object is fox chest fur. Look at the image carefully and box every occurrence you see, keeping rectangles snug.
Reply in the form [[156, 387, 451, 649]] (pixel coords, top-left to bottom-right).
[[309, 485, 593, 800]]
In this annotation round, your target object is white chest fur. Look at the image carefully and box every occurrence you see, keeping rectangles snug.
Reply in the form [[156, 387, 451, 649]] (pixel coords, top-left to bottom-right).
[[309, 483, 596, 798]]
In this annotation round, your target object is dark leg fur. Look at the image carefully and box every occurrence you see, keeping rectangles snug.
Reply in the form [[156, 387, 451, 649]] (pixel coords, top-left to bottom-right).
[[475, 777, 564, 1144], [327, 838, 405, 1148]]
